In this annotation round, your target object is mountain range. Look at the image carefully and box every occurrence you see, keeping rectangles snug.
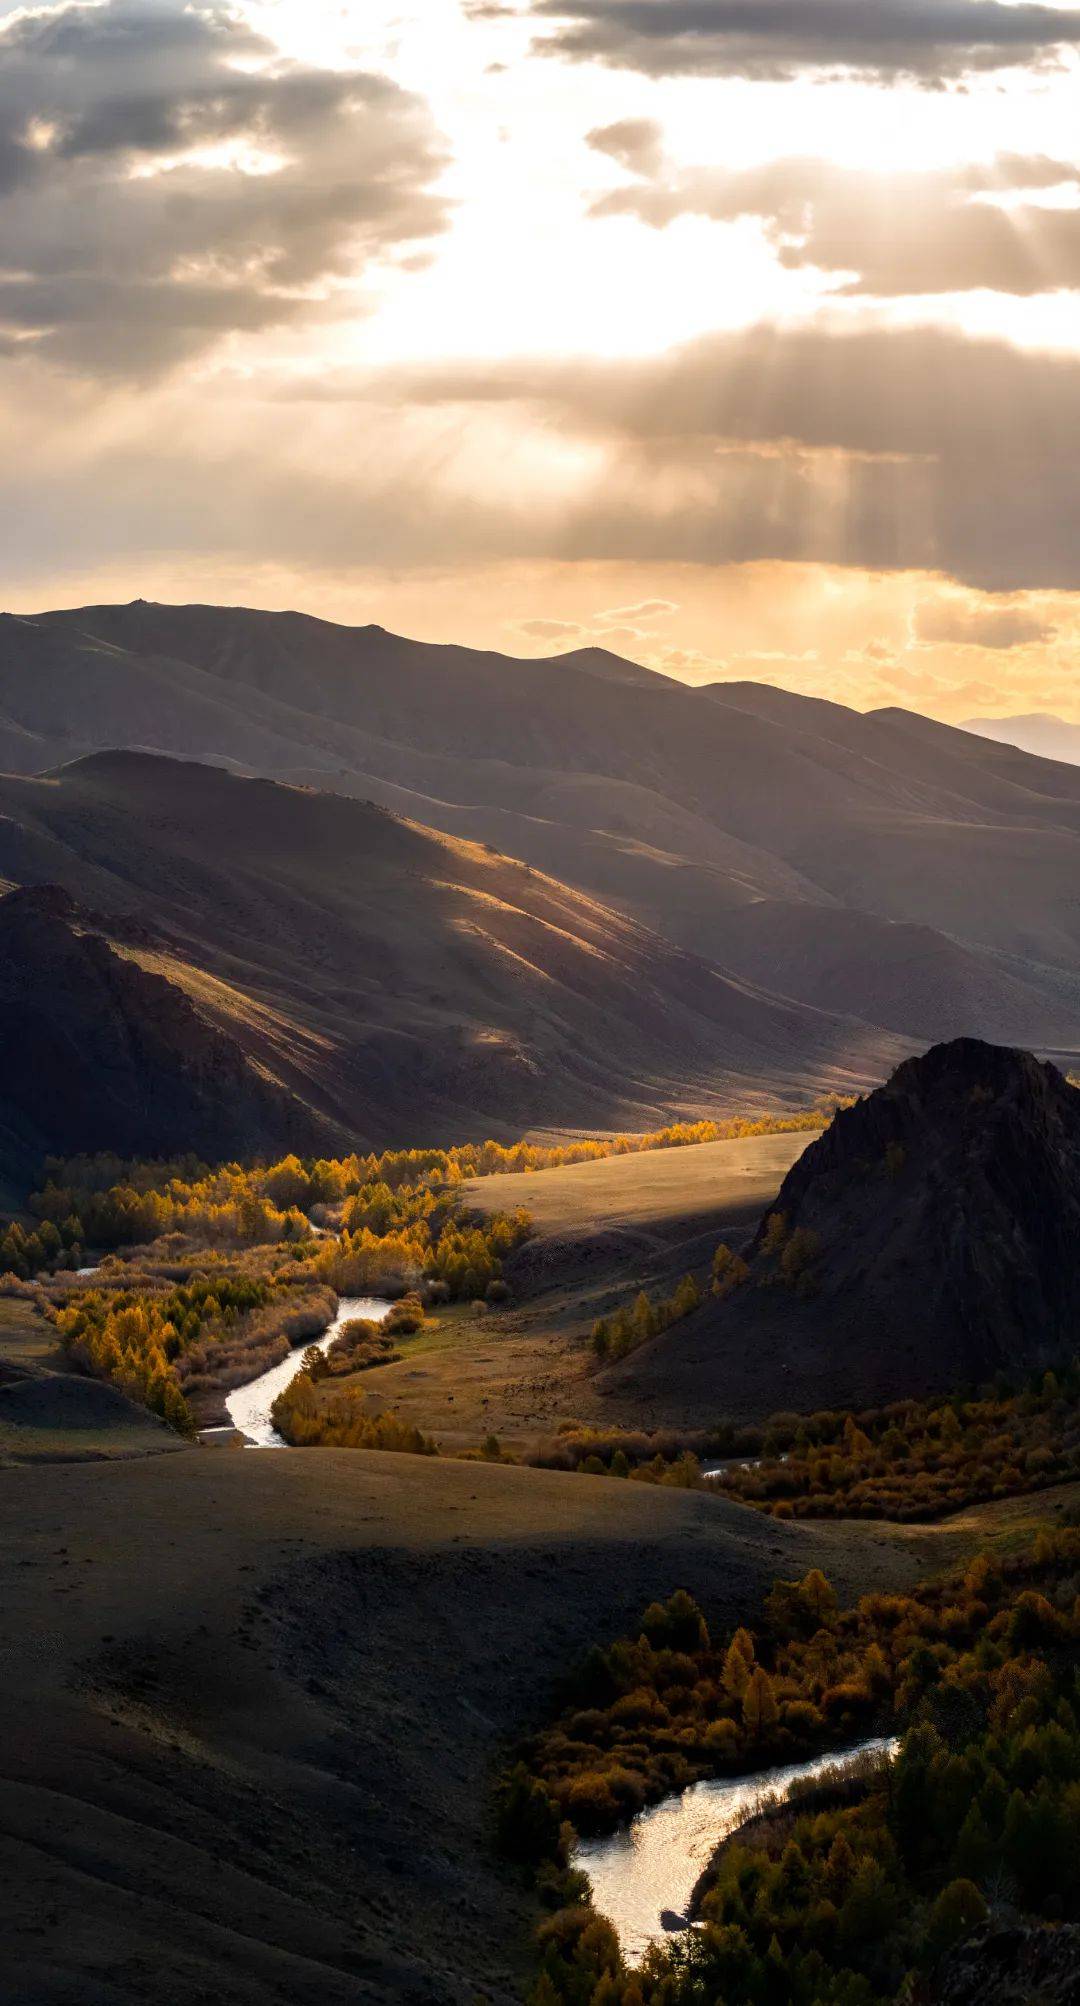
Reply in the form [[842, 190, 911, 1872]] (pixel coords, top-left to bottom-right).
[[2, 601, 1080, 1166], [0, 750, 902, 1171]]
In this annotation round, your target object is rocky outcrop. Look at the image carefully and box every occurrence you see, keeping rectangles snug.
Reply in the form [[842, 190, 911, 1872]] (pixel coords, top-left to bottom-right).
[[604, 1039, 1080, 1417], [913, 1923, 1080, 2004]]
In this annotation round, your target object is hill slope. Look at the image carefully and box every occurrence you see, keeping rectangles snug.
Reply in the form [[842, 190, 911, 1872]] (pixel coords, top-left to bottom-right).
[[0, 884, 323, 1179], [0, 754, 902, 1151], [605, 1039, 1080, 1419], [0, 1448, 938, 2005], [4, 602, 1080, 1050]]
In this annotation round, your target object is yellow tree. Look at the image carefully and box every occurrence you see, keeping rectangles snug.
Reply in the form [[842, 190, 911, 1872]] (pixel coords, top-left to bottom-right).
[[742, 1665, 779, 1739]]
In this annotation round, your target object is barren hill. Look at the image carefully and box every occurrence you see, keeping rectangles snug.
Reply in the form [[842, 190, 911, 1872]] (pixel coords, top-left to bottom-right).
[[0, 884, 322, 1179], [604, 1039, 1080, 1419], [0, 753, 901, 1153], [4, 602, 1080, 1052]]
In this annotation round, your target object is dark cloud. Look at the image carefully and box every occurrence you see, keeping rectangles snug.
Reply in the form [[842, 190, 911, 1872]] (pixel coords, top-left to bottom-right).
[[916, 601, 1057, 647], [354, 324, 1080, 589], [589, 147, 1080, 295], [0, 0, 448, 376], [524, 0, 1080, 84]]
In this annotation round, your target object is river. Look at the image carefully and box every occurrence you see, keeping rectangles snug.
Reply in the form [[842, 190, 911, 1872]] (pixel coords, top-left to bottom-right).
[[225, 1295, 392, 1448], [574, 1736, 898, 1965]]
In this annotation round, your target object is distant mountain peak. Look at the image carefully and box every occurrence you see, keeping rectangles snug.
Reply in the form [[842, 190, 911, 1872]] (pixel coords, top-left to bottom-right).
[[962, 711, 1080, 767]]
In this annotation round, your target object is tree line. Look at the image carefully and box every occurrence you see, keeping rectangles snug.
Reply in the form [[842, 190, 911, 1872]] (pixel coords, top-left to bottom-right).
[[502, 1525, 1080, 2003]]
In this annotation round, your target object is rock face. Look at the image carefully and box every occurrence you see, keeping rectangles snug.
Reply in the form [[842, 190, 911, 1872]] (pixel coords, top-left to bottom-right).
[[604, 1039, 1080, 1418], [917, 1923, 1080, 2005], [0, 885, 322, 1182]]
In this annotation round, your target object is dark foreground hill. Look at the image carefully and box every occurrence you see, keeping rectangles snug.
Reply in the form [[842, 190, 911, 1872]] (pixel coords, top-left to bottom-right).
[[0, 752, 903, 1154], [605, 1039, 1080, 1420], [0, 885, 321, 1180], [4, 602, 1080, 1051], [0, 1446, 937, 2005]]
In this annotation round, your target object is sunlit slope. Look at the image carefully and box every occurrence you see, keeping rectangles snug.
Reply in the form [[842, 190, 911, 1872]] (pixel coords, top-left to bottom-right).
[[5, 601, 1080, 1046], [0, 752, 901, 1143]]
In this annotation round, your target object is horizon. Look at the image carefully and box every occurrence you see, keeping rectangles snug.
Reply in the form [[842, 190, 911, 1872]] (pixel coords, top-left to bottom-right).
[[2, 591, 1076, 732], [1, 0, 1079, 724]]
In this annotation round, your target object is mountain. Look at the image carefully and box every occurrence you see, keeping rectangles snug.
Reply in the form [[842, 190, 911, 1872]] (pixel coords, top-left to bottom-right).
[[962, 712, 1080, 768], [604, 1039, 1080, 1419], [0, 884, 323, 1180], [0, 753, 902, 1156], [3, 602, 1080, 1055]]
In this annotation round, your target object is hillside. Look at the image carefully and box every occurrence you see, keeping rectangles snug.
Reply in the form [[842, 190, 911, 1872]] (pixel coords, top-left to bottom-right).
[[0, 884, 322, 1181], [0, 1445, 943, 2005], [604, 1039, 1080, 1420], [0, 754, 901, 1152], [4, 603, 1080, 1052]]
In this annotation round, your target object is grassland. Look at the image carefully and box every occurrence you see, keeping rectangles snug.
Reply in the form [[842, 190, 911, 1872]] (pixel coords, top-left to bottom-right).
[[305, 1131, 810, 1452], [0, 1296, 184, 1465]]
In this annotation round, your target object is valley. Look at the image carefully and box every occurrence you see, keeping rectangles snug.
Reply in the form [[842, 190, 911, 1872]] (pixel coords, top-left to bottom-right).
[[10, 0, 1080, 1987], [2, 609, 1080, 2004]]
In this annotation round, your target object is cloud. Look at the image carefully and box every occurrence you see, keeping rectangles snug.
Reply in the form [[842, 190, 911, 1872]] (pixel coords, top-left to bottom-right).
[[915, 599, 1057, 647], [0, 0, 448, 376], [587, 117, 665, 175], [595, 597, 678, 620], [523, 0, 1080, 85], [589, 149, 1080, 296], [515, 616, 586, 637], [355, 322, 1080, 589]]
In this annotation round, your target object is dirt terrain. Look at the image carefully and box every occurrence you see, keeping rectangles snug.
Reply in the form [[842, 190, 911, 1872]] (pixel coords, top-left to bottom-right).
[[0, 1445, 966, 2006], [333, 1132, 810, 1451]]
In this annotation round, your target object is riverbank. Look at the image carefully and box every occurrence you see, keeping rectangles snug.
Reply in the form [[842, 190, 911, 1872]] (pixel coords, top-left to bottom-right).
[[226, 1295, 392, 1446], [574, 1737, 898, 1964]]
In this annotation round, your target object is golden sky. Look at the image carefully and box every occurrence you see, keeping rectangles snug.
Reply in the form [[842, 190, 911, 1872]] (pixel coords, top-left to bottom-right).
[[2, 0, 1079, 722]]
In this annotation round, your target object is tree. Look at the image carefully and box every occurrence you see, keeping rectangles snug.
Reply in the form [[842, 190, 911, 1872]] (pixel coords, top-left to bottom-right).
[[927, 1878, 987, 1955], [742, 1666, 779, 1739], [497, 1764, 562, 1866], [671, 1273, 702, 1319], [762, 1211, 789, 1256], [780, 1226, 821, 1288], [837, 1856, 899, 1952], [632, 1291, 657, 1343], [723, 1627, 755, 1699]]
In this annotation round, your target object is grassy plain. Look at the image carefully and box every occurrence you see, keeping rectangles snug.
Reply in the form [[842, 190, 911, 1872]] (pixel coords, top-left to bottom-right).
[[314, 1131, 809, 1451]]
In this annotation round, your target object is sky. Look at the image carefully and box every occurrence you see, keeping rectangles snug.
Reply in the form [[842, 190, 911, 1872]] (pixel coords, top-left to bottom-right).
[[1, 0, 1079, 720]]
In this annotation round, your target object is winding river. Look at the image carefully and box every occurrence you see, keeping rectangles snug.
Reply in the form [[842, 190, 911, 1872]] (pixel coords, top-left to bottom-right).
[[574, 1736, 898, 1965], [225, 1295, 392, 1448]]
